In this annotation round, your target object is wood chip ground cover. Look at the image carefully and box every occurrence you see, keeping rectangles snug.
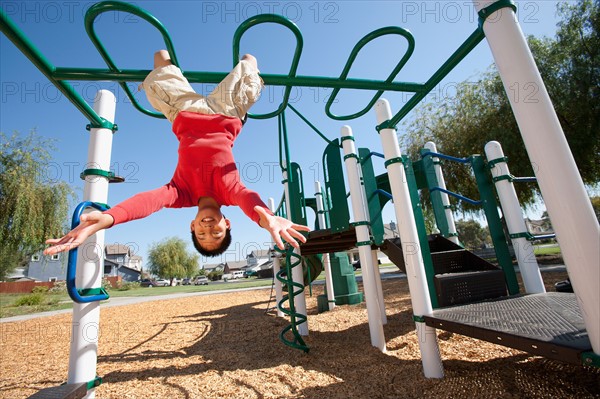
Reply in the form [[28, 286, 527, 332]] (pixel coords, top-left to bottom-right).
[[1, 272, 598, 398]]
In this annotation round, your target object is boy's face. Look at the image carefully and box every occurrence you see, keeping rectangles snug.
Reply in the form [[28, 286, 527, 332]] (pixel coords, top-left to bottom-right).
[[190, 207, 231, 251]]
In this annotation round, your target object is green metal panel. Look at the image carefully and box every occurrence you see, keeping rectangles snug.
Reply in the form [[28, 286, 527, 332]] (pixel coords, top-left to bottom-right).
[[322, 140, 350, 232], [359, 148, 385, 246], [402, 156, 439, 308], [288, 162, 307, 226], [411, 159, 428, 190], [471, 155, 519, 295], [420, 149, 450, 238]]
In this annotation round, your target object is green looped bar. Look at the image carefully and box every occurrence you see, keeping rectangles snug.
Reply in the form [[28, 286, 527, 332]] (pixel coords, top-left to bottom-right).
[[344, 153, 360, 161], [493, 174, 515, 183], [413, 315, 425, 323], [384, 157, 404, 168], [340, 136, 355, 142], [487, 156, 509, 169], [350, 221, 370, 227], [356, 240, 373, 247], [478, 0, 517, 29]]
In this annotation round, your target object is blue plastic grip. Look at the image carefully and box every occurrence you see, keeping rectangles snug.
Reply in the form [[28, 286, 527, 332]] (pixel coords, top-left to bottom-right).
[[66, 201, 110, 303]]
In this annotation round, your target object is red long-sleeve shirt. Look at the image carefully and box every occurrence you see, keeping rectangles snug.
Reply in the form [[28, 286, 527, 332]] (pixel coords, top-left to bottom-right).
[[104, 111, 269, 226]]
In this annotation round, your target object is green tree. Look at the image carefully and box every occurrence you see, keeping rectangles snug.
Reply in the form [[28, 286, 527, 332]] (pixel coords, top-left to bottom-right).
[[0, 130, 74, 280], [455, 219, 491, 250], [147, 237, 199, 284], [403, 0, 599, 212]]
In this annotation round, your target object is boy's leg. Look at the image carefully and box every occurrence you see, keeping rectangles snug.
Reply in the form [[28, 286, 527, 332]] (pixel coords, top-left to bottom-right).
[[142, 50, 212, 123], [206, 54, 264, 120]]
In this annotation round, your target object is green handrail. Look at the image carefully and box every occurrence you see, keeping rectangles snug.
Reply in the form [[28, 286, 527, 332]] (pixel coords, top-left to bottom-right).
[[325, 26, 417, 121], [233, 14, 303, 119], [84, 1, 179, 119]]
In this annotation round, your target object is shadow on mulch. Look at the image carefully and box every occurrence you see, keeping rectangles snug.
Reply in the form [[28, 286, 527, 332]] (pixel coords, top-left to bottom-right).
[[96, 291, 600, 399]]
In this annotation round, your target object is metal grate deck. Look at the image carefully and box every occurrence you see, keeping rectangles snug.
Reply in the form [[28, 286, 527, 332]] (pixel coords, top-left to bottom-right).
[[424, 292, 592, 365]]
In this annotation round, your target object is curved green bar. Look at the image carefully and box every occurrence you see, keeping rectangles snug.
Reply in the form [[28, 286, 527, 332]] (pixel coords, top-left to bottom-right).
[[233, 14, 304, 119], [326, 26, 415, 121], [84, 1, 180, 119]]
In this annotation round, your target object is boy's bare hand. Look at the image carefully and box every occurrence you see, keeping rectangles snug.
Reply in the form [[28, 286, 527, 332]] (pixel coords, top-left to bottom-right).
[[44, 212, 114, 255], [254, 206, 310, 250]]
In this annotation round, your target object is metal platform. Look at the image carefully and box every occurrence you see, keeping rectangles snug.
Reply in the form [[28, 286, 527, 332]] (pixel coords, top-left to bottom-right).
[[424, 292, 592, 365], [28, 383, 87, 399], [300, 226, 357, 255]]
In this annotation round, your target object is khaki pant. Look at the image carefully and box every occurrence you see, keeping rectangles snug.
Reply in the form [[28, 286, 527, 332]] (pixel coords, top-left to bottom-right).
[[142, 60, 263, 123]]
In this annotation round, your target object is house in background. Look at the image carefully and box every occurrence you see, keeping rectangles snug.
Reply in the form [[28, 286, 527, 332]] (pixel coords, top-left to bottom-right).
[[26, 252, 66, 282], [25, 243, 142, 282]]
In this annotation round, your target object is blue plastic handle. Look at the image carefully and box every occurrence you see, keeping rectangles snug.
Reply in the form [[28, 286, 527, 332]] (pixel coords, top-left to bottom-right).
[[66, 201, 110, 303]]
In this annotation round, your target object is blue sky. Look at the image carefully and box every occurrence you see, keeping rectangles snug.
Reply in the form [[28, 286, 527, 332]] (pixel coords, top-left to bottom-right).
[[1, 1, 563, 267]]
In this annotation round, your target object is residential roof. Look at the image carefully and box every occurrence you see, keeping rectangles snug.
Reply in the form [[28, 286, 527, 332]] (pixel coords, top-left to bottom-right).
[[105, 244, 130, 256], [249, 249, 271, 258], [225, 260, 248, 270]]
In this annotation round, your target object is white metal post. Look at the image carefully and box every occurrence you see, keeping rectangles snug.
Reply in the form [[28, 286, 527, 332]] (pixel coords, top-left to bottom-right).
[[314, 182, 336, 311], [424, 142, 459, 245], [474, 0, 599, 354], [375, 99, 443, 378], [68, 90, 116, 398], [340, 125, 386, 352], [282, 169, 308, 336], [268, 198, 285, 317], [485, 141, 545, 294], [371, 250, 387, 324]]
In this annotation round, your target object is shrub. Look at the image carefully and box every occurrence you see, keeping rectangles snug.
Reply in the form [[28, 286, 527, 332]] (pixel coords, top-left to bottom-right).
[[15, 293, 45, 307], [31, 286, 49, 294], [49, 281, 66, 294], [117, 281, 140, 291]]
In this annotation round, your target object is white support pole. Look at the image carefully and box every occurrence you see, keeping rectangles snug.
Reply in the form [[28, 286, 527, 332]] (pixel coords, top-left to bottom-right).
[[485, 141, 545, 294], [68, 90, 116, 398], [375, 99, 443, 378], [282, 169, 308, 336], [474, 0, 599, 354], [268, 198, 285, 318], [424, 142, 459, 245], [314, 182, 336, 311], [340, 125, 386, 352], [371, 250, 387, 324]]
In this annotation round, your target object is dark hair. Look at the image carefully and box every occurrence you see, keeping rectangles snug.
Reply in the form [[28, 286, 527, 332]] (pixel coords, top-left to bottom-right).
[[191, 228, 232, 257]]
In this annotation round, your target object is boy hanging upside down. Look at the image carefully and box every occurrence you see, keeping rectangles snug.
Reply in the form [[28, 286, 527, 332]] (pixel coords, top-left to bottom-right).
[[44, 50, 309, 257]]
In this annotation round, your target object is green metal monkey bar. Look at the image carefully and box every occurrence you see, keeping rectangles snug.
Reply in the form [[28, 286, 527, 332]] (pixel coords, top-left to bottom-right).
[[0, 0, 486, 128]]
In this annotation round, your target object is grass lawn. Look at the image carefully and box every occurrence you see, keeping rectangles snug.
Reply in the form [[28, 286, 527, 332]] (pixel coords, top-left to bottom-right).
[[0, 253, 557, 319]]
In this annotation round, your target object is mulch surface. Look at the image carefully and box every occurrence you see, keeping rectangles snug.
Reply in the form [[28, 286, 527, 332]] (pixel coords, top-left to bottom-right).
[[1, 271, 598, 399]]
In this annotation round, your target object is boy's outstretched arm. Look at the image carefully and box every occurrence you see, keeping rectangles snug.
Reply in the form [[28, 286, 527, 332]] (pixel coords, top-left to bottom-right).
[[43, 212, 114, 255], [254, 206, 310, 250]]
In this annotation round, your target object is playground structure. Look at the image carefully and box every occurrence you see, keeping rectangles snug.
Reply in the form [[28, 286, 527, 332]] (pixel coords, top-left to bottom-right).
[[2, 0, 598, 398]]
